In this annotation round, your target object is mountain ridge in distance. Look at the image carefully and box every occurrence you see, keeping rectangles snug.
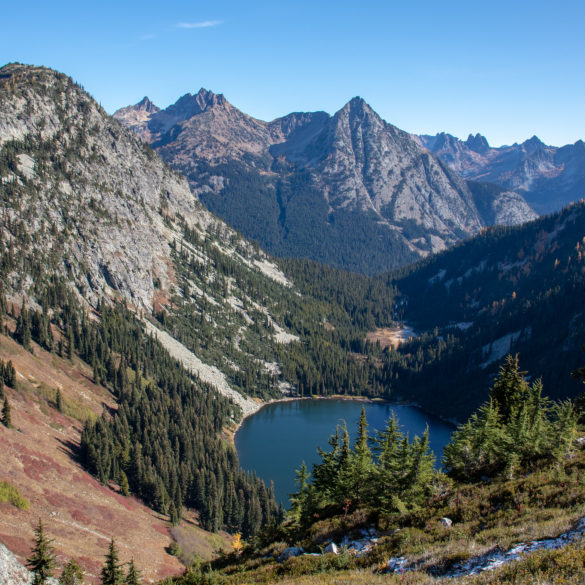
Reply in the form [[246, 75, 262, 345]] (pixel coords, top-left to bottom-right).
[[115, 92, 536, 274], [418, 131, 585, 214]]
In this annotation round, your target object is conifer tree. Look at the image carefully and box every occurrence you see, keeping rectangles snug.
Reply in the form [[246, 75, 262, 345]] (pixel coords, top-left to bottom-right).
[[289, 461, 309, 523], [4, 360, 16, 387], [101, 539, 124, 585], [349, 406, 373, 503], [168, 501, 180, 526], [489, 354, 528, 423], [60, 559, 84, 585], [15, 300, 31, 351], [2, 397, 11, 427], [27, 519, 56, 585], [125, 559, 141, 585], [67, 326, 74, 359], [56, 389, 63, 413], [118, 470, 130, 497]]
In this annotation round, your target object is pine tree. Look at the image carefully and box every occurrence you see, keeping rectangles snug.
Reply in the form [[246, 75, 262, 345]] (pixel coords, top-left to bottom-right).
[[405, 427, 435, 502], [118, 470, 130, 497], [60, 558, 84, 585], [168, 501, 180, 526], [349, 406, 373, 503], [67, 326, 74, 359], [2, 397, 11, 427], [4, 360, 16, 387], [289, 461, 310, 524], [15, 300, 31, 351], [55, 389, 63, 413], [27, 519, 56, 585], [125, 559, 141, 585], [489, 354, 528, 423], [101, 539, 124, 585]]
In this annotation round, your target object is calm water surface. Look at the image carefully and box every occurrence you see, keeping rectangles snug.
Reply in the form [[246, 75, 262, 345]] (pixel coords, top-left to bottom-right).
[[235, 399, 455, 506]]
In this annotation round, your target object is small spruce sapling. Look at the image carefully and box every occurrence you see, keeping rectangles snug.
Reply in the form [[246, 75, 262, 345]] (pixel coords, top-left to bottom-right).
[[27, 519, 56, 585]]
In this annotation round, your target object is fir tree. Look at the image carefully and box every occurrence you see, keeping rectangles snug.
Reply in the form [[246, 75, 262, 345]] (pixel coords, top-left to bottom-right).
[[2, 397, 11, 427], [4, 360, 16, 387], [27, 519, 56, 585], [489, 354, 528, 423], [60, 559, 84, 585], [55, 389, 63, 413], [289, 461, 309, 524], [118, 470, 130, 497], [168, 501, 180, 526], [101, 539, 124, 585], [125, 559, 141, 585], [348, 406, 373, 503], [14, 300, 31, 351]]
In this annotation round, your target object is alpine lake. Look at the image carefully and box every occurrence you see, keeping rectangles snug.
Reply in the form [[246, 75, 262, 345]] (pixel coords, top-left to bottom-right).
[[235, 399, 455, 506]]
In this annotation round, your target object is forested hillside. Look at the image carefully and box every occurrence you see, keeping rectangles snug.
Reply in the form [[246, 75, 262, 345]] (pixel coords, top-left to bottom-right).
[[381, 202, 585, 419]]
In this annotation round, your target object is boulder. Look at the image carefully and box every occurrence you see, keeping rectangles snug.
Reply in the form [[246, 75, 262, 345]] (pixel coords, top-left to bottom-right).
[[324, 542, 339, 555], [278, 546, 304, 562], [441, 517, 453, 527]]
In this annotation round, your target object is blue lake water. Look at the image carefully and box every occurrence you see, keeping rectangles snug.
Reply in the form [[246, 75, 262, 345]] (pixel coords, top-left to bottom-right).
[[235, 399, 455, 506]]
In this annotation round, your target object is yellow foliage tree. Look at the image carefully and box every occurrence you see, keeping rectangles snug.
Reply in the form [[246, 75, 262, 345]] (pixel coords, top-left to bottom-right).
[[232, 533, 243, 555]]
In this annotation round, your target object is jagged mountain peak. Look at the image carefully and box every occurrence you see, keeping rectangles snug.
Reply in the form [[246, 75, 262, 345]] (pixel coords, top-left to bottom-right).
[[155, 90, 225, 130], [135, 96, 159, 113], [422, 128, 585, 214], [170, 88, 228, 118], [522, 134, 546, 153], [338, 96, 379, 120], [465, 133, 490, 154]]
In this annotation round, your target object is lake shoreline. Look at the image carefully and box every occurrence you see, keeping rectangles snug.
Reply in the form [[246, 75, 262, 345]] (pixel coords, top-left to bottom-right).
[[229, 392, 454, 445], [233, 397, 457, 505]]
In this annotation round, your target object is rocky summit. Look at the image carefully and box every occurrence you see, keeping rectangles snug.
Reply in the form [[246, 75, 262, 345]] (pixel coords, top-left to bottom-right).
[[418, 131, 585, 214], [115, 91, 536, 274]]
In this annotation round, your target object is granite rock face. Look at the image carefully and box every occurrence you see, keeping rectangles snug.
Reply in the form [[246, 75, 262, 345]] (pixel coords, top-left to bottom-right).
[[116, 91, 536, 272], [0, 63, 295, 415]]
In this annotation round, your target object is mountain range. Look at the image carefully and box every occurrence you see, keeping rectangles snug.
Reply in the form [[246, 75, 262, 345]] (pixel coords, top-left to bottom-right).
[[418, 132, 585, 214], [115, 91, 536, 274]]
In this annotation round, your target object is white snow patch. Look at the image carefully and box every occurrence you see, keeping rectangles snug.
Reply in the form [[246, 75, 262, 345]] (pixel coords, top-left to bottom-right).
[[143, 320, 259, 417], [386, 515, 585, 578], [448, 516, 585, 577]]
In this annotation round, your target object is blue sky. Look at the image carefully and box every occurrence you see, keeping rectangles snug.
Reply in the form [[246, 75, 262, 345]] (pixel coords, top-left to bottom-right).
[[2, 0, 583, 147]]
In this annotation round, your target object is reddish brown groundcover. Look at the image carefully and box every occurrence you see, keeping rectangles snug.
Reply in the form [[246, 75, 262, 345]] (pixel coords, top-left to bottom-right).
[[0, 333, 183, 583]]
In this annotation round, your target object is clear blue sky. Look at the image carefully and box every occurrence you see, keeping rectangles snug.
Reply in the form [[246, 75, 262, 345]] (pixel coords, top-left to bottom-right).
[[2, 0, 583, 147]]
